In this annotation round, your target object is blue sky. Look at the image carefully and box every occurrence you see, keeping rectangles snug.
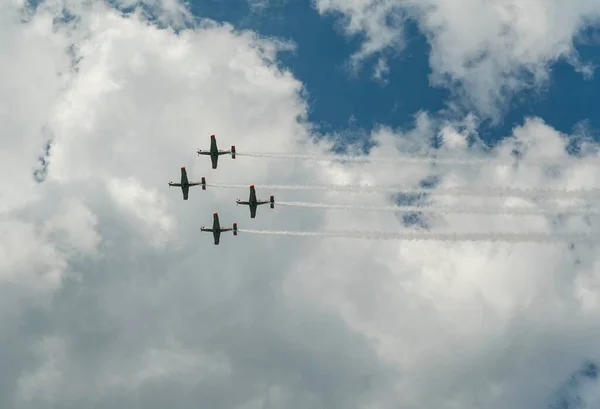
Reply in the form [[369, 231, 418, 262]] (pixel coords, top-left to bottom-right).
[[189, 0, 600, 149]]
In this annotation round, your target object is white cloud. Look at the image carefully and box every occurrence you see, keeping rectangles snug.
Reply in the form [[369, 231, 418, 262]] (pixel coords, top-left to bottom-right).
[[107, 177, 175, 248], [2, 0, 600, 408], [372, 57, 390, 84], [42, 198, 101, 256], [315, 0, 600, 118], [0, 218, 68, 293], [16, 336, 67, 405]]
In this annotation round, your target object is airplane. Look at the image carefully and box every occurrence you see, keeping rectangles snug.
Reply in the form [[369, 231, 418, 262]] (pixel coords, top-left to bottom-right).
[[201, 212, 238, 245], [168, 166, 206, 200], [197, 134, 236, 169], [236, 185, 275, 218]]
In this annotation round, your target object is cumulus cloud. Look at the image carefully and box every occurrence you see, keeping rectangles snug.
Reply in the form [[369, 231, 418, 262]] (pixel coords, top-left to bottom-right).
[[315, 0, 600, 118], [2, 0, 600, 408]]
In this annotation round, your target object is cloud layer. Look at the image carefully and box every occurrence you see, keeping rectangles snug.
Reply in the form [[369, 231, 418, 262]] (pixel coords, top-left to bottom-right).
[[1, 0, 600, 408], [315, 0, 600, 118]]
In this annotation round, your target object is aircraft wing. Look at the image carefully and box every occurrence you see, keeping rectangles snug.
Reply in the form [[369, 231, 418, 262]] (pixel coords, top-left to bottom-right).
[[211, 155, 218, 169], [250, 206, 257, 218]]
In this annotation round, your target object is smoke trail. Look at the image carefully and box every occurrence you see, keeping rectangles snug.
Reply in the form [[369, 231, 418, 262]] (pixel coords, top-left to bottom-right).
[[238, 229, 599, 243], [236, 152, 598, 166], [237, 152, 490, 165], [276, 201, 600, 215], [206, 183, 600, 198]]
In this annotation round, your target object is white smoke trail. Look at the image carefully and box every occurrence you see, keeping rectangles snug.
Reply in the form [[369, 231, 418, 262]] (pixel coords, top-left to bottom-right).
[[237, 152, 489, 164], [238, 229, 600, 243], [276, 201, 600, 215], [236, 152, 599, 166], [206, 183, 600, 198]]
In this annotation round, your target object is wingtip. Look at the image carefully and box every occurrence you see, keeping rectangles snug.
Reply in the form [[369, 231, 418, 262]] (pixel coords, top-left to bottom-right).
[[213, 212, 218, 216]]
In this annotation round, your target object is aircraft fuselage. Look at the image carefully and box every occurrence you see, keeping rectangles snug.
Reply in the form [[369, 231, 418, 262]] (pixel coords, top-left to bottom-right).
[[197, 135, 235, 169], [201, 212, 237, 245], [237, 185, 274, 218], [168, 166, 196, 200]]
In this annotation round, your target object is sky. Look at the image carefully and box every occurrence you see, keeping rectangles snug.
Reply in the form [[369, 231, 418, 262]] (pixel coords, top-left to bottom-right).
[[190, 0, 600, 145], [2, 0, 600, 408]]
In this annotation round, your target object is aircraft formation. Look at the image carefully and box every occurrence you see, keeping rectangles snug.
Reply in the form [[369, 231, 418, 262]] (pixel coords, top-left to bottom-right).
[[169, 134, 600, 246], [168, 134, 274, 245]]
